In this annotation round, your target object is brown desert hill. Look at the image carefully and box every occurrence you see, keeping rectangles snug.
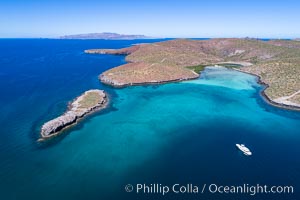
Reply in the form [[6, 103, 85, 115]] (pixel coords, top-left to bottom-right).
[[85, 38, 300, 108], [267, 39, 300, 49]]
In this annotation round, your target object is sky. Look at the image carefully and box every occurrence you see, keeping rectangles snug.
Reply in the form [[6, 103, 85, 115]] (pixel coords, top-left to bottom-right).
[[0, 0, 299, 38]]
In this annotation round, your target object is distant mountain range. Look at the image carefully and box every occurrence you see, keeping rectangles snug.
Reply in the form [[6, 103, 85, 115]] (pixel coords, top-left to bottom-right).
[[60, 32, 152, 39]]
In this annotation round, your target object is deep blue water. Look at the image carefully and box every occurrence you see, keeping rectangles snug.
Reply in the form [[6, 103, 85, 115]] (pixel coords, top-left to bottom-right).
[[0, 39, 299, 200]]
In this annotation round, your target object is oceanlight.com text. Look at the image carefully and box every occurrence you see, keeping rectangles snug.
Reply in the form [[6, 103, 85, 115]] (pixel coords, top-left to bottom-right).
[[125, 183, 294, 196], [207, 183, 294, 195]]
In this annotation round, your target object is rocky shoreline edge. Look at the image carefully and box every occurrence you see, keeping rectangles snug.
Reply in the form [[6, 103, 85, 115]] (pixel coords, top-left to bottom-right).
[[39, 89, 108, 141], [236, 69, 300, 112], [84, 45, 139, 55], [99, 73, 199, 87]]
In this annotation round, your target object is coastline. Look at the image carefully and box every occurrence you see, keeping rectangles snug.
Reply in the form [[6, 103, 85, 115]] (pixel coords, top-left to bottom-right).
[[85, 39, 300, 112], [39, 90, 109, 141], [84, 45, 140, 55], [235, 68, 300, 112], [102, 63, 300, 112], [102, 60, 300, 112], [99, 73, 200, 88]]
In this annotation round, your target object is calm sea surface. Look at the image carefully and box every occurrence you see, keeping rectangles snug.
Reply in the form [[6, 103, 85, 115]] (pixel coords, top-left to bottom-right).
[[0, 39, 299, 200]]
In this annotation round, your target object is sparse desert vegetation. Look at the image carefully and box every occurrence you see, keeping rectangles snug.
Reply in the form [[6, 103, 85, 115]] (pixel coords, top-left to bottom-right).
[[78, 91, 105, 109], [86, 38, 300, 107]]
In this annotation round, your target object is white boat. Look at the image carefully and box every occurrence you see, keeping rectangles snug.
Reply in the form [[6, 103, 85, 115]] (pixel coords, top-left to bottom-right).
[[236, 144, 252, 156]]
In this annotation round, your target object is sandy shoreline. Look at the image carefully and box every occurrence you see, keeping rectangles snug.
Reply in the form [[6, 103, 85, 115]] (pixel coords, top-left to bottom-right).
[[234, 68, 300, 112]]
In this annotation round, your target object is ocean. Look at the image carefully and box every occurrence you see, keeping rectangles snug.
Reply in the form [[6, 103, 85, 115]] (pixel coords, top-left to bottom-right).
[[0, 39, 299, 200]]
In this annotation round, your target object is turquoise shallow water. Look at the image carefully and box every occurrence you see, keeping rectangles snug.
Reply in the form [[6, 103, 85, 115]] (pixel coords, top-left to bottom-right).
[[0, 40, 299, 200]]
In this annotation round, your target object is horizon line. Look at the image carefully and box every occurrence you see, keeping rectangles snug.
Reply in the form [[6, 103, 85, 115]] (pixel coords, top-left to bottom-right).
[[0, 36, 297, 40]]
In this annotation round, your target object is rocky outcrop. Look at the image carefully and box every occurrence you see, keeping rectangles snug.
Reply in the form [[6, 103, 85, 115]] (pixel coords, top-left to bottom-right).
[[40, 89, 107, 140]]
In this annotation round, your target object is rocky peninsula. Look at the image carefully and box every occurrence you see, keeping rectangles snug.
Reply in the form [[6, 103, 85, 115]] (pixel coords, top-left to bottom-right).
[[84, 45, 139, 55], [40, 89, 107, 140], [85, 38, 300, 110]]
